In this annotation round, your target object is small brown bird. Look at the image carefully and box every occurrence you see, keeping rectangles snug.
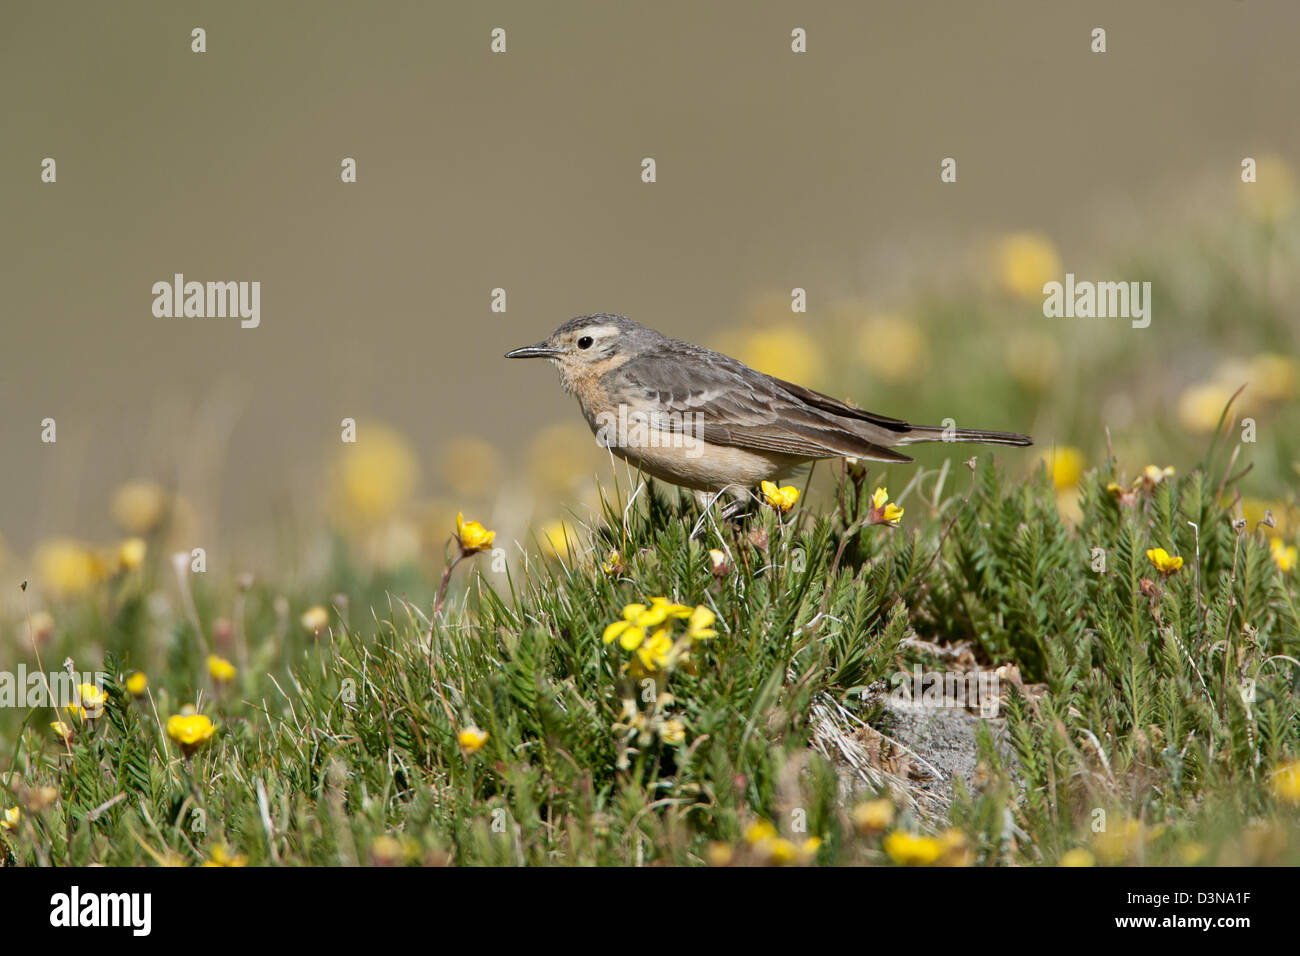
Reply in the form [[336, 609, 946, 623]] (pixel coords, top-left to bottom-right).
[[506, 313, 1032, 494]]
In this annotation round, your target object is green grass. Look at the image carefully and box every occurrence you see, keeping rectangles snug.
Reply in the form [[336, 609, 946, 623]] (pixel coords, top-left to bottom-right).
[[4, 202, 1300, 867], [3, 438, 1299, 867]]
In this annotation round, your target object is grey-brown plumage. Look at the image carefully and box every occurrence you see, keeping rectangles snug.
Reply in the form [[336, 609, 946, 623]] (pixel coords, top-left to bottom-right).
[[506, 313, 1033, 492]]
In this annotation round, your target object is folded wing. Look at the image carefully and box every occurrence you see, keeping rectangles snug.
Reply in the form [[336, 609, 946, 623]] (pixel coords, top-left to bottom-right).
[[610, 345, 917, 464]]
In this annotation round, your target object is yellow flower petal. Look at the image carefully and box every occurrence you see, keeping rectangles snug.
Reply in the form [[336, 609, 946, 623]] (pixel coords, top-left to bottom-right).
[[1272, 759, 1300, 804], [166, 712, 216, 748], [1271, 539, 1297, 574], [995, 232, 1061, 301], [207, 654, 236, 683], [619, 626, 646, 652], [883, 831, 944, 866], [602, 620, 631, 644], [457, 726, 489, 752], [456, 514, 495, 552], [301, 605, 330, 634], [687, 605, 717, 639], [1146, 547, 1184, 574]]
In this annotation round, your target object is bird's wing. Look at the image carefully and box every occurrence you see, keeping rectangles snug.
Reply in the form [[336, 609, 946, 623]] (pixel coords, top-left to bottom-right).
[[608, 347, 915, 463]]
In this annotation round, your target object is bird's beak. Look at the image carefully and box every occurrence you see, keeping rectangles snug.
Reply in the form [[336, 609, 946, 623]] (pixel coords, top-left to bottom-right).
[[504, 342, 563, 359]]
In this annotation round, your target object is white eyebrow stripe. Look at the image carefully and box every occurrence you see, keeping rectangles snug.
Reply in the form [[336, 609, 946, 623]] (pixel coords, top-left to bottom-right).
[[581, 325, 621, 338]]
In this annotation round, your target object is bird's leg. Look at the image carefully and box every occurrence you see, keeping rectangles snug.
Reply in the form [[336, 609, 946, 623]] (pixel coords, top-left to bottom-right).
[[715, 484, 755, 522], [719, 497, 749, 521], [690, 489, 723, 539]]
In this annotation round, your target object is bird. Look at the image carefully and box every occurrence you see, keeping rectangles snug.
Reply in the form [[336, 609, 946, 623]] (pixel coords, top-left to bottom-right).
[[505, 313, 1032, 495]]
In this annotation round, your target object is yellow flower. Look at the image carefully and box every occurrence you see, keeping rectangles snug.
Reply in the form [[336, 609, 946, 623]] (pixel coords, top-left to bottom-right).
[[125, 672, 148, 697], [1179, 842, 1208, 865], [1177, 381, 1236, 434], [207, 654, 236, 684], [649, 596, 694, 619], [995, 232, 1061, 301], [1239, 154, 1298, 223], [661, 719, 686, 745], [456, 512, 495, 553], [878, 827, 971, 866], [34, 539, 107, 600], [686, 605, 717, 640], [1060, 847, 1095, 867], [604, 599, 686, 649], [1134, 465, 1175, 490], [744, 820, 779, 845], [883, 830, 944, 866], [602, 550, 623, 575], [635, 629, 676, 672], [1248, 352, 1299, 402], [1273, 759, 1300, 804], [538, 520, 576, 558], [603, 598, 696, 673], [761, 838, 796, 864], [201, 845, 248, 867], [868, 487, 904, 526], [734, 326, 823, 384], [1091, 818, 1144, 865], [760, 480, 800, 514], [705, 841, 733, 866], [1105, 481, 1137, 507], [111, 481, 169, 534], [745, 828, 821, 866], [851, 798, 895, 834], [331, 424, 418, 526], [1237, 497, 1292, 537], [1270, 539, 1297, 574], [857, 315, 927, 383], [76, 683, 106, 719], [167, 711, 216, 751], [603, 604, 649, 649], [458, 726, 489, 753], [1039, 446, 1084, 490], [1146, 547, 1184, 576], [301, 605, 330, 635], [116, 537, 147, 572], [50, 720, 74, 743], [1, 806, 20, 830]]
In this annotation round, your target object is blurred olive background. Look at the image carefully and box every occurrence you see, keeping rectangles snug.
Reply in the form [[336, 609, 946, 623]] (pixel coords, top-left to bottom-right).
[[2, 0, 1299, 589]]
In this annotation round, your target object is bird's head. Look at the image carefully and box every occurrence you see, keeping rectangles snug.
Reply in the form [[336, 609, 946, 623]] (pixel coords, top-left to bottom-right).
[[505, 313, 650, 389]]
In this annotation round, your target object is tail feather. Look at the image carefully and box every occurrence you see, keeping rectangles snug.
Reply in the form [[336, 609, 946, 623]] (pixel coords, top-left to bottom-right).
[[895, 424, 1033, 447]]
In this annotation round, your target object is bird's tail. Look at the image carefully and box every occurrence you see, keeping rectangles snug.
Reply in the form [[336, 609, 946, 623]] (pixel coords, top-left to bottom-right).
[[895, 424, 1034, 447]]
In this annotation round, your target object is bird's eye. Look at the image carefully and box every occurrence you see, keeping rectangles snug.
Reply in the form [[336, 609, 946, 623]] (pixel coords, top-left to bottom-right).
[[577, 336, 594, 350]]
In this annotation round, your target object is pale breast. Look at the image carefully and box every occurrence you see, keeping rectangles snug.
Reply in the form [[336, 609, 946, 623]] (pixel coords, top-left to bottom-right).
[[597, 425, 807, 492], [564, 353, 807, 490]]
